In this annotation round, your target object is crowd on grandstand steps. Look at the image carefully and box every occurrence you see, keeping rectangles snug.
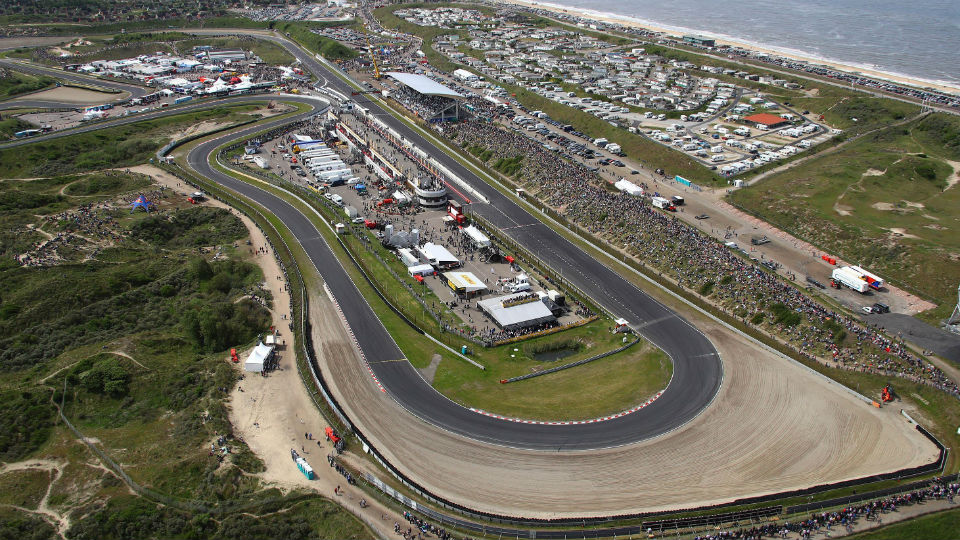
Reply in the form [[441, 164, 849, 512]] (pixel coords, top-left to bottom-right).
[[390, 84, 458, 120], [693, 478, 958, 540], [441, 118, 960, 397]]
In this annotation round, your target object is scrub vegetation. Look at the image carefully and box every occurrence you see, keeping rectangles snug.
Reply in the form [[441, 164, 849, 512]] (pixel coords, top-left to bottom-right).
[[0, 168, 369, 539], [730, 112, 960, 314]]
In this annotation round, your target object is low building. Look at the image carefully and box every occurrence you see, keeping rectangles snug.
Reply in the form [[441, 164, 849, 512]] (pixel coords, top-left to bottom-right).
[[443, 271, 488, 298], [417, 242, 460, 270], [683, 35, 716, 47], [743, 113, 791, 129], [478, 292, 557, 331], [244, 342, 274, 373]]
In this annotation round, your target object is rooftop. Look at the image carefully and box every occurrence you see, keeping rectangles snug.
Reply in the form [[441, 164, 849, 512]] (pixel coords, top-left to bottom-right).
[[744, 113, 790, 126], [386, 72, 464, 98]]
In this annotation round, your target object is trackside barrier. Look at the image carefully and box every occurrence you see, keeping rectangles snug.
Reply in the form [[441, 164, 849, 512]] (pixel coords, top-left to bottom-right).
[[161, 68, 951, 535], [502, 337, 640, 383]]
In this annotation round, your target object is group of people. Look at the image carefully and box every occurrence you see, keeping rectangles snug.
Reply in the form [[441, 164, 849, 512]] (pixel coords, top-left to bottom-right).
[[15, 181, 169, 268], [692, 477, 958, 540], [442, 119, 960, 398], [397, 511, 456, 540]]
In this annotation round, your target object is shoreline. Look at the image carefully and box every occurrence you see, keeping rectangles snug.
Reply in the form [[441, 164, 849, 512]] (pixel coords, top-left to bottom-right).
[[498, 0, 960, 96]]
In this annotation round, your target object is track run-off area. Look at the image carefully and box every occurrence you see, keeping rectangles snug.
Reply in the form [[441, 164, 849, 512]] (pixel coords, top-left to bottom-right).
[[1, 31, 941, 519]]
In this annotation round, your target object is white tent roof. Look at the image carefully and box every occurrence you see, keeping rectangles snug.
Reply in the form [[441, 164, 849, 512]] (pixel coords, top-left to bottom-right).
[[614, 179, 643, 196], [386, 72, 463, 98], [461, 225, 490, 248], [244, 342, 273, 372], [478, 293, 556, 330], [408, 264, 435, 276], [443, 271, 488, 293], [417, 242, 459, 267]]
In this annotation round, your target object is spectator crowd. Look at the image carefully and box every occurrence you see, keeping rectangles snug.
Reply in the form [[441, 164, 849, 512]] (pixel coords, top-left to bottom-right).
[[443, 119, 960, 397], [693, 476, 959, 540]]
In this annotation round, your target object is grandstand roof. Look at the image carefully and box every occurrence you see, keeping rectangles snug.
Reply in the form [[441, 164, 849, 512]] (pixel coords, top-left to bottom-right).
[[386, 72, 463, 98]]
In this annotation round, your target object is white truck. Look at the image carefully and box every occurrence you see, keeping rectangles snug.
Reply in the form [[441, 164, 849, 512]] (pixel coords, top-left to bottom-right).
[[503, 274, 532, 293], [651, 196, 676, 211], [831, 267, 870, 293]]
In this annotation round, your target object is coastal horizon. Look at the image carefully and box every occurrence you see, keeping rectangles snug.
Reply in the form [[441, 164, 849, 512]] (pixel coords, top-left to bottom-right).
[[499, 0, 960, 95]]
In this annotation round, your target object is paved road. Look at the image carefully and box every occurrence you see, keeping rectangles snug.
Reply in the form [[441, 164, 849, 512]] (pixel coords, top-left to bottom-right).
[[0, 59, 149, 110], [185, 98, 720, 449], [186, 37, 723, 450], [2, 36, 724, 450], [866, 313, 960, 364]]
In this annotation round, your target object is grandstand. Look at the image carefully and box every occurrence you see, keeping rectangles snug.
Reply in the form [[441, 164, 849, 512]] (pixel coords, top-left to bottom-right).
[[386, 71, 466, 123]]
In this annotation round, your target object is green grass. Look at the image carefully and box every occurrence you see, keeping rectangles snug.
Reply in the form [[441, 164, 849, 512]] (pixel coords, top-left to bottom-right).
[[0, 104, 261, 178], [0, 468, 51, 509], [0, 15, 270, 36], [0, 114, 36, 140], [0, 506, 56, 540], [729, 112, 960, 306], [0, 69, 55, 98], [274, 21, 358, 62], [173, 35, 296, 65], [65, 494, 371, 539], [846, 506, 960, 539], [433, 332, 670, 420]]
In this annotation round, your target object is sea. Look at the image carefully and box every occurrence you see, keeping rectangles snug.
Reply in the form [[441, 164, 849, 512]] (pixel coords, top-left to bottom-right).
[[527, 0, 960, 91]]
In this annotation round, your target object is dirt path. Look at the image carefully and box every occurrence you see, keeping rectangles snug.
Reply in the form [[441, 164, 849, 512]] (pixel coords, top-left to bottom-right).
[[134, 164, 393, 538], [0, 459, 71, 537], [108, 350, 150, 371]]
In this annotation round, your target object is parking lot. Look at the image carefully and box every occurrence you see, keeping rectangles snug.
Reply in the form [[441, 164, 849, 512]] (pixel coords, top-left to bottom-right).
[[238, 115, 587, 337]]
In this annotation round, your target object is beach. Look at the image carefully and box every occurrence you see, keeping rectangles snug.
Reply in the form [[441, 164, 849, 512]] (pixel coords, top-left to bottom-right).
[[500, 0, 960, 96]]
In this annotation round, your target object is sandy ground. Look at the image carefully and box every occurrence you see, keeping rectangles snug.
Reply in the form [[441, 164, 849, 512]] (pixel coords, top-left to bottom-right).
[[135, 165, 396, 539], [168, 120, 233, 142], [313, 260, 938, 519], [12, 86, 125, 105], [503, 0, 960, 95]]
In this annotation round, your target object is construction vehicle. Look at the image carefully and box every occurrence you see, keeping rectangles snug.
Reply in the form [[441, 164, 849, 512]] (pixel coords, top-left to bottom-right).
[[361, 23, 382, 80], [881, 385, 895, 403]]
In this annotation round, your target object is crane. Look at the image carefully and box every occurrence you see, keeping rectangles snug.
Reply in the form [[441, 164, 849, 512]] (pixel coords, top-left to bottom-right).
[[361, 22, 382, 80]]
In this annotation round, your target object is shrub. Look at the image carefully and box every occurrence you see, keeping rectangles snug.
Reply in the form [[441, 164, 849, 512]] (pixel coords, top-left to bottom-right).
[[770, 302, 801, 326]]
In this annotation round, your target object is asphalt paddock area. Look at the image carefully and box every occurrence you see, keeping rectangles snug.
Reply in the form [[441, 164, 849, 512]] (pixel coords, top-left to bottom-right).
[[317, 294, 938, 518]]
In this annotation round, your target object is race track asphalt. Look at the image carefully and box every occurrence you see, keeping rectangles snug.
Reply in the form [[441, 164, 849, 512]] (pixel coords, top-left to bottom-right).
[[0, 59, 149, 110], [2, 36, 724, 450], [184, 63, 723, 448]]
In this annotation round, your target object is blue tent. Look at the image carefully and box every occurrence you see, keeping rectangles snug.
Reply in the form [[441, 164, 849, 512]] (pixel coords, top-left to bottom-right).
[[130, 194, 154, 213]]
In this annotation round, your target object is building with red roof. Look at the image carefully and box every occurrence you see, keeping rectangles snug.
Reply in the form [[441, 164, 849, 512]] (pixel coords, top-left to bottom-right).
[[744, 113, 791, 129]]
